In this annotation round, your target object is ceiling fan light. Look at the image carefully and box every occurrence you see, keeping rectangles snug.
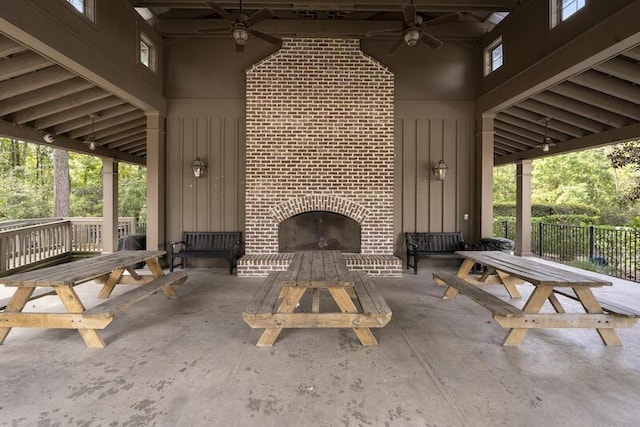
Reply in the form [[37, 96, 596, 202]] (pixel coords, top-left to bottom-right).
[[541, 143, 549, 152], [404, 29, 420, 46], [233, 27, 249, 45], [89, 141, 96, 151]]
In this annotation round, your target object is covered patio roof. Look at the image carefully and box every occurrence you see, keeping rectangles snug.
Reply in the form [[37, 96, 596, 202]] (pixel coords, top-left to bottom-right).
[[1, 0, 638, 168]]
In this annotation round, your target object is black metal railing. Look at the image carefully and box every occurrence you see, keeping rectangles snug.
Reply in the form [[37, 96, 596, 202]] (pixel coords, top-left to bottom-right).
[[493, 220, 640, 283]]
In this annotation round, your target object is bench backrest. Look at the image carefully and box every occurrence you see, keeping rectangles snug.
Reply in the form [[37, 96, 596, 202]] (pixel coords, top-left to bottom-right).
[[182, 232, 242, 252], [405, 232, 464, 252]]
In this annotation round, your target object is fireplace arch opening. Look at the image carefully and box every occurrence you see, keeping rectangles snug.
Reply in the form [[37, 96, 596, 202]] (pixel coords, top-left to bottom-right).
[[278, 211, 361, 253]]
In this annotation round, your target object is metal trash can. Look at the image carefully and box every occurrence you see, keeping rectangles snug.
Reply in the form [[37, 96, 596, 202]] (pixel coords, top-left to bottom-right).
[[480, 237, 515, 252], [118, 234, 146, 268]]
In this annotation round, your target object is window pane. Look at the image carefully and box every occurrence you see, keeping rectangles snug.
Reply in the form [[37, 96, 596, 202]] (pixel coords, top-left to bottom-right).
[[66, 0, 84, 14], [491, 44, 503, 71], [561, 0, 585, 21], [140, 41, 150, 67]]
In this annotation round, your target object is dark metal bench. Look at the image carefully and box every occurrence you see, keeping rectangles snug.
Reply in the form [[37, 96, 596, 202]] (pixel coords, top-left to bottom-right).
[[169, 231, 242, 274], [405, 232, 469, 274]]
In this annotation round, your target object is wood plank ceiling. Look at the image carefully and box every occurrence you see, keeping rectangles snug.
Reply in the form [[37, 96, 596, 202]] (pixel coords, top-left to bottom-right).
[[0, 35, 147, 164], [494, 45, 640, 164], [2, 1, 639, 165]]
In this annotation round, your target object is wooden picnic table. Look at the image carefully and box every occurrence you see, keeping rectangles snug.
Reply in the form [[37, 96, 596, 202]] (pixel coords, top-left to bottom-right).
[[0, 251, 187, 348], [243, 250, 392, 346], [433, 251, 640, 346]]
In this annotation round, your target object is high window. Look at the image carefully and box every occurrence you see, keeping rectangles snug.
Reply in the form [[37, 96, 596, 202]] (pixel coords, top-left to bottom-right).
[[65, 0, 95, 21], [484, 37, 503, 75], [139, 33, 156, 71], [551, 0, 586, 27]]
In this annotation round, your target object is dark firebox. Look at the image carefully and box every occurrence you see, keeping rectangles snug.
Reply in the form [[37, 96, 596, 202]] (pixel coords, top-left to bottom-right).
[[278, 211, 361, 253]]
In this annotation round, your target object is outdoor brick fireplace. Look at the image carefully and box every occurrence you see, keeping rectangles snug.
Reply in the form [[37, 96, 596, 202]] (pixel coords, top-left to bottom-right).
[[238, 38, 401, 276]]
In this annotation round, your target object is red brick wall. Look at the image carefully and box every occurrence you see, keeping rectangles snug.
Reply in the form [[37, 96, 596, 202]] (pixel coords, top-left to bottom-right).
[[245, 38, 395, 254]]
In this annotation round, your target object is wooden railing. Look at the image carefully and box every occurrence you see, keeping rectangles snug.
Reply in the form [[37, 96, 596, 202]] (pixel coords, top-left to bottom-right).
[[0, 217, 137, 275]]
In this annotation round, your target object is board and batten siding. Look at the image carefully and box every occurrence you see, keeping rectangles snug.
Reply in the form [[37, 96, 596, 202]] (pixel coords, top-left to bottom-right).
[[166, 100, 245, 249], [394, 101, 476, 257], [164, 99, 475, 261]]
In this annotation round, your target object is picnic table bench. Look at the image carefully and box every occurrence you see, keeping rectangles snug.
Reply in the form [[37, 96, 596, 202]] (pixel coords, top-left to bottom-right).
[[433, 251, 640, 346], [243, 251, 392, 346], [0, 251, 187, 348]]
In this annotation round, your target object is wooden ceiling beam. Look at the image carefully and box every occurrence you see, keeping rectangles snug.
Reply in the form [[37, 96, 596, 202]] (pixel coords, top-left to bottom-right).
[[156, 18, 491, 39], [71, 111, 145, 139], [0, 78, 94, 117], [593, 57, 640, 85], [32, 97, 125, 130], [547, 81, 640, 122], [531, 91, 630, 128], [99, 125, 147, 145], [11, 87, 110, 124], [500, 106, 584, 138], [492, 143, 513, 157], [517, 99, 607, 134], [496, 112, 570, 141], [0, 36, 28, 58], [0, 51, 52, 80], [621, 45, 640, 61], [570, 70, 640, 105], [110, 138, 147, 152], [0, 66, 75, 101], [106, 133, 147, 149], [494, 127, 539, 148], [94, 117, 146, 139], [52, 104, 138, 134]]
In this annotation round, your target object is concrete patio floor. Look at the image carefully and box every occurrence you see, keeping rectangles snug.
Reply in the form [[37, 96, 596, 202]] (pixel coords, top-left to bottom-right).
[[2, 261, 640, 426]]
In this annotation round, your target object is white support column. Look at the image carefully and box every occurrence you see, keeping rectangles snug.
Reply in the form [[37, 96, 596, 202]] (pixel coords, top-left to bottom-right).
[[515, 160, 533, 256], [102, 158, 119, 253], [146, 111, 166, 252], [479, 113, 495, 239]]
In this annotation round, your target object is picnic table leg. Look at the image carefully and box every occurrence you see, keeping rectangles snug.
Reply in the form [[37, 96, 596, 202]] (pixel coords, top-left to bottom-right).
[[328, 287, 378, 346], [495, 270, 522, 299], [98, 267, 126, 298], [502, 286, 554, 346], [256, 286, 306, 347], [55, 286, 106, 348], [442, 258, 476, 299], [0, 287, 35, 344], [144, 258, 178, 298], [573, 287, 623, 346]]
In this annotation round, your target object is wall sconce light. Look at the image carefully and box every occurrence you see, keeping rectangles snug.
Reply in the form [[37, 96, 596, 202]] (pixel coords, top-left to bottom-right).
[[192, 157, 207, 178], [432, 160, 448, 181]]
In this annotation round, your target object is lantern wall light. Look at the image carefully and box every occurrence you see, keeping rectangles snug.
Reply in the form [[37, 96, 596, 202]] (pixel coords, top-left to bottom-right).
[[192, 157, 207, 178], [432, 160, 448, 181]]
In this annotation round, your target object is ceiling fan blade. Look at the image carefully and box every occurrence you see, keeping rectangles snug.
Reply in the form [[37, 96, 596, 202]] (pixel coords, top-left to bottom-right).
[[365, 27, 404, 37], [244, 8, 274, 27], [386, 38, 405, 55], [250, 29, 282, 46], [421, 12, 463, 28], [419, 30, 444, 49], [402, 4, 416, 27], [195, 25, 232, 33], [204, 1, 234, 21]]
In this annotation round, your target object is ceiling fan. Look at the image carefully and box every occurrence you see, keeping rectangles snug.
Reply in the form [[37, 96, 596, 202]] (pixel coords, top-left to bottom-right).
[[195, 1, 281, 51], [366, 4, 462, 55], [537, 118, 556, 152]]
